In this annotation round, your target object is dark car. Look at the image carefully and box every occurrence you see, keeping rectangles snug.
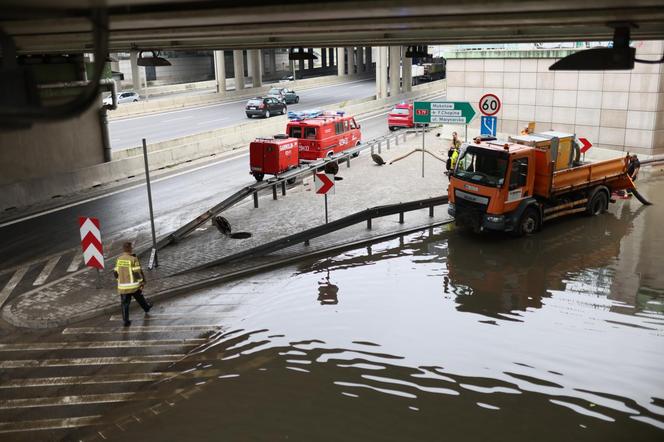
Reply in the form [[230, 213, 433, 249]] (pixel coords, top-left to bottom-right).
[[267, 87, 300, 104], [245, 97, 287, 118]]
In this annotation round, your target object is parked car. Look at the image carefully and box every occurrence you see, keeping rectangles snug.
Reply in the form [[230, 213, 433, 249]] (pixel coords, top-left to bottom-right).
[[268, 87, 300, 104], [387, 102, 414, 130], [245, 96, 287, 118], [280, 75, 295, 82], [103, 91, 140, 106]]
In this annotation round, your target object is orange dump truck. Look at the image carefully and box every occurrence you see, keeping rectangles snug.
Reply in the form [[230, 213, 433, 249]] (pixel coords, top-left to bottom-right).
[[447, 131, 640, 236]]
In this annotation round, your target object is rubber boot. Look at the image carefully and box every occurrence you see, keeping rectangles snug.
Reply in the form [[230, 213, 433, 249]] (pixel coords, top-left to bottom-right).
[[134, 290, 152, 314], [121, 295, 131, 326]]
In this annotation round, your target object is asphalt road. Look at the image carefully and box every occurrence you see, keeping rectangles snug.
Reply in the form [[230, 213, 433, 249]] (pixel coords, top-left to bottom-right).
[[0, 109, 397, 271], [109, 79, 377, 150]]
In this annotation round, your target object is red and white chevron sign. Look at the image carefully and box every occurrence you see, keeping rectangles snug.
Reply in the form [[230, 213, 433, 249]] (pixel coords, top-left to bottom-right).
[[314, 173, 335, 195], [79, 217, 104, 270]]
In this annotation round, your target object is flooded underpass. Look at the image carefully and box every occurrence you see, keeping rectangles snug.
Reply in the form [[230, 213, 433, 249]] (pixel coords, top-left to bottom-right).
[[92, 176, 663, 442]]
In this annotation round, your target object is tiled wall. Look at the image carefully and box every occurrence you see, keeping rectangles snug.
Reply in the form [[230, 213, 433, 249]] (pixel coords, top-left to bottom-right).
[[445, 41, 664, 155]]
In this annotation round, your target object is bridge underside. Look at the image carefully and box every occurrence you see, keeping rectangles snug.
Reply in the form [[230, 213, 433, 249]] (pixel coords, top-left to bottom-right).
[[2, 1, 664, 54]]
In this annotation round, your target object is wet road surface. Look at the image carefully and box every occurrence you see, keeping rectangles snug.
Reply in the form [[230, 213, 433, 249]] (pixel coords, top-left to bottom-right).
[[1, 176, 662, 441]]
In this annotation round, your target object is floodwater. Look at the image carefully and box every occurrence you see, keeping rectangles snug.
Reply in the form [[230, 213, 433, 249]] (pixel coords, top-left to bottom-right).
[[110, 176, 664, 441]]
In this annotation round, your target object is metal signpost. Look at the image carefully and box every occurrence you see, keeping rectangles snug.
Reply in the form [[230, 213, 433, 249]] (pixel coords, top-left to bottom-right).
[[314, 173, 335, 223], [413, 101, 477, 176], [142, 138, 159, 269]]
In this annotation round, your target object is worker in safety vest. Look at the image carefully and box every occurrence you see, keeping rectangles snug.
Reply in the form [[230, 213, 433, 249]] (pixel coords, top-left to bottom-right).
[[445, 131, 461, 173], [113, 242, 152, 326]]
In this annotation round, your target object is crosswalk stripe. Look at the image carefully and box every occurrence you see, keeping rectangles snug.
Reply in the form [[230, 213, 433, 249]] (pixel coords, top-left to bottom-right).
[[62, 325, 219, 334], [66, 249, 83, 272], [0, 415, 101, 434], [0, 338, 206, 351], [0, 392, 147, 409], [32, 255, 61, 286], [108, 314, 232, 321], [0, 266, 29, 307], [0, 369, 223, 389], [0, 354, 185, 369]]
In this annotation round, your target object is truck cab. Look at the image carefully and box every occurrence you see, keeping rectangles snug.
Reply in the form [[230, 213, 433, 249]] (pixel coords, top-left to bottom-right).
[[448, 142, 536, 234]]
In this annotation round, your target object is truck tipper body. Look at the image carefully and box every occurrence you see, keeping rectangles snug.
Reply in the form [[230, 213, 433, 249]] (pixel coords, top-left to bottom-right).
[[447, 131, 639, 236]]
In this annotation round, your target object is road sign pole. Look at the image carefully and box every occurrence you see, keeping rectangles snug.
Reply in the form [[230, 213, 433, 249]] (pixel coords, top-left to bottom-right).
[[142, 138, 158, 268], [465, 124, 468, 142], [421, 125, 425, 177], [324, 193, 329, 224]]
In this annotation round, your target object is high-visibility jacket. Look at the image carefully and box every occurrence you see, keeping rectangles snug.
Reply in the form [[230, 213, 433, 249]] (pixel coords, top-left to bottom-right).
[[114, 253, 144, 294], [450, 149, 459, 169]]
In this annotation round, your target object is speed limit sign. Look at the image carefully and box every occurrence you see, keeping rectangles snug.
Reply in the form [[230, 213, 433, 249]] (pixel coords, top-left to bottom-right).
[[479, 93, 501, 116]]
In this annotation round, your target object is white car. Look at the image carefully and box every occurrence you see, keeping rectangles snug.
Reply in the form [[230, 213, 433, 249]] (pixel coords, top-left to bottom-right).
[[103, 91, 140, 106]]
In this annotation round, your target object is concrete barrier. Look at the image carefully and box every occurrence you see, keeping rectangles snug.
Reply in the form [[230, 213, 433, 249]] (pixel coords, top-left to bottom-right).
[[0, 80, 445, 213], [110, 74, 374, 119]]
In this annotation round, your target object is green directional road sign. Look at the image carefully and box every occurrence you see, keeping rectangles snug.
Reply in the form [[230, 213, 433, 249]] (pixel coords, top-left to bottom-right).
[[413, 101, 477, 124]]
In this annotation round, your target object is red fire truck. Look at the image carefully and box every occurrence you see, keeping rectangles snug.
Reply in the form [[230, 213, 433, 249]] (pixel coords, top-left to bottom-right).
[[286, 110, 362, 161], [249, 135, 299, 182]]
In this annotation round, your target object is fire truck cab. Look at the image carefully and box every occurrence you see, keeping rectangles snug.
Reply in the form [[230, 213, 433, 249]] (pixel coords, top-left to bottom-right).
[[286, 110, 362, 161]]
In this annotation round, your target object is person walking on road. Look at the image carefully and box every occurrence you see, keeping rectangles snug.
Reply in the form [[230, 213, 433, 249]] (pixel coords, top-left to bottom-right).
[[113, 242, 152, 326]]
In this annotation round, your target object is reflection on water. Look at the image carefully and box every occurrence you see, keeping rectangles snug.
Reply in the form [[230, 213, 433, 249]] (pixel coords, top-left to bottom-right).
[[105, 178, 664, 441]]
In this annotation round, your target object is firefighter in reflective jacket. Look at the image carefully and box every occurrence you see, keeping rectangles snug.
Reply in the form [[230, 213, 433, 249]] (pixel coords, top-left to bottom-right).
[[113, 242, 152, 326]]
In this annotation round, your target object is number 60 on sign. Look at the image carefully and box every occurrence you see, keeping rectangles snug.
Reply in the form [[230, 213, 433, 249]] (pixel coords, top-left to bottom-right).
[[479, 93, 501, 116]]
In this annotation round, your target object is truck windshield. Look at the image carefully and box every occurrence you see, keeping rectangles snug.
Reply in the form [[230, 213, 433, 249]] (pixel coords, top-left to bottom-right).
[[455, 147, 508, 188]]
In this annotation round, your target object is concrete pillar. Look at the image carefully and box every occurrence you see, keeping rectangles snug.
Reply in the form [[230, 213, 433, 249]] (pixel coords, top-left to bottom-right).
[[376, 47, 388, 99], [389, 46, 401, 96], [213, 50, 226, 94], [357, 46, 365, 73], [337, 47, 345, 76], [346, 47, 353, 76], [307, 48, 314, 70], [233, 49, 245, 91], [366, 46, 372, 72], [130, 50, 141, 92], [267, 49, 277, 74], [249, 49, 262, 88], [321, 48, 327, 68], [329, 48, 335, 66], [402, 46, 412, 92]]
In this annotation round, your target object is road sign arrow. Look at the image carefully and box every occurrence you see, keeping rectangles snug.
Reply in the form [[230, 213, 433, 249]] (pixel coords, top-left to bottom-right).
[[315, 173, 335, 194], [579, 137, 592, 154]]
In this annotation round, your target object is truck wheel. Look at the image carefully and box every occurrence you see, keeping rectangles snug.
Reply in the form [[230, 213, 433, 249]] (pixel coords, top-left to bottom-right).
[[253, 173, 264, 182], [514, 207, 540, 237], [286, 177, 297, 185], [587, 189, 608, 216]]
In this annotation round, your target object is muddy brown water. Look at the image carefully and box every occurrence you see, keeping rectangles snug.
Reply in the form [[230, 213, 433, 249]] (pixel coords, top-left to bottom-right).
[[104, 177, 664, 441]]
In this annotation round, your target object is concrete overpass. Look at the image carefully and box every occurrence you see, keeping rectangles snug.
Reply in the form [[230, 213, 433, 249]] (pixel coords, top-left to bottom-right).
[[3, 1, 664, 52]]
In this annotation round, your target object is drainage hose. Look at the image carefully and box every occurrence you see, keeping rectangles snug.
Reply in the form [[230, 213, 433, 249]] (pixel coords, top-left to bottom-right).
[[630, 188, 653, 206]]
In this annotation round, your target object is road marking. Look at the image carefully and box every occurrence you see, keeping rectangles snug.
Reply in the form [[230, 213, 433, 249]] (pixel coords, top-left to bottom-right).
[[0, 338, 206, 351], [0, 266, 29, 307], [196, 117, 227, 125], [0, 415, 101, 434], [32, 255, 61, 286], [0, 153, 248, 228], [0, 354, 186, 369], [62, 325, 219, 334], [0, 392, 146, 409], [66, 249, 83, 272], [162, 116, 193, 123], [108, 314, 232, 321]]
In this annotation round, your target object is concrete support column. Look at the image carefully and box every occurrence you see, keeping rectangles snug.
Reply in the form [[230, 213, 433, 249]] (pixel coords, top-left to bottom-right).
[[329, 48, 335, 66], [130, 50, 142, 92], [389, 46, 401, 96], [402, 47, 412, 92], [321, 48, 327, 68], [345, 47, 353, 76], [357, 46, 365, 73], [376, 47, 388, 99], [366, 47, 372, 72], [267, 49, 277, 74], [249, 49, 262, 88], [307, 48, 314, 69], [213, 50, 226, 94], [233, 49, 245, 91], [337, 47, 345, 76]]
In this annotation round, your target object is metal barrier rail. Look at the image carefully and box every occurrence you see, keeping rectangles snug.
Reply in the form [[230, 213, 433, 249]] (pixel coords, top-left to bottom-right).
[[180, 194, 449, 274], [156, 129, 412, 249]]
